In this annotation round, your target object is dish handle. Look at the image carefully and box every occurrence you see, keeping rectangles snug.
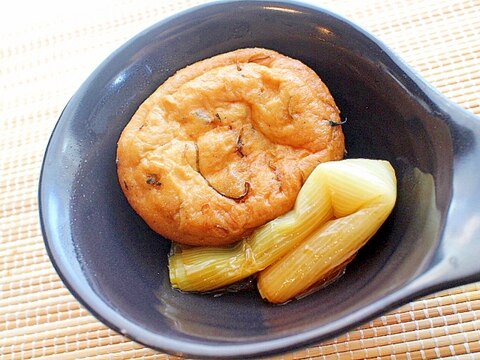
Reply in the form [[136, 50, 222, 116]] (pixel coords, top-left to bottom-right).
[[403, 109, 480, 297]]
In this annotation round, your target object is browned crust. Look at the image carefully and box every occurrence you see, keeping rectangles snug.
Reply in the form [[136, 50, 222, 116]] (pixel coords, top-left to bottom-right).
[[117, 48, 345, 246]]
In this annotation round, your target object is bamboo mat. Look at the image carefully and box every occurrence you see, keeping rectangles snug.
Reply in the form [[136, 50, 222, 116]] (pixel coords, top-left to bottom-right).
[[1, 0, 480, 358]]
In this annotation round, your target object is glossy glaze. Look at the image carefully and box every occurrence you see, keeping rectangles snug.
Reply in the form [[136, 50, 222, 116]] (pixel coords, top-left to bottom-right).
[[39, 1, 480, 358]]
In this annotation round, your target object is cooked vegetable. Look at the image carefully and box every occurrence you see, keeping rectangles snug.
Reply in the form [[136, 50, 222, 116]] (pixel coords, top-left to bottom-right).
[[257, 159, 397, 303], [169, 159, 396, 302]]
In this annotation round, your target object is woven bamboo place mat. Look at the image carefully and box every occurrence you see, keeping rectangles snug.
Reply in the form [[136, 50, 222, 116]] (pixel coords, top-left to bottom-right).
[[2, 0, 480, 358]]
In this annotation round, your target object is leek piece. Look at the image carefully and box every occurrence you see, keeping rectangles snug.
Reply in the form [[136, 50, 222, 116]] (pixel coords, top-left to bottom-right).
[[257, 159, 396, 303]]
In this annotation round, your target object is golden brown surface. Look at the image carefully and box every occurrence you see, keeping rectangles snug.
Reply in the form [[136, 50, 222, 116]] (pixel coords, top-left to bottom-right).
[[117, 48, 345, 246]]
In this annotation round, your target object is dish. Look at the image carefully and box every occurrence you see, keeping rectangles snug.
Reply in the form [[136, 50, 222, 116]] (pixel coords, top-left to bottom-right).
[[39, 1, 480, 358]]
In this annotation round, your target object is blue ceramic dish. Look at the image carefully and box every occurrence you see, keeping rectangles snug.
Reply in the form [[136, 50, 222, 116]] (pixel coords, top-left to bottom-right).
[[39, 1, 480, 358]]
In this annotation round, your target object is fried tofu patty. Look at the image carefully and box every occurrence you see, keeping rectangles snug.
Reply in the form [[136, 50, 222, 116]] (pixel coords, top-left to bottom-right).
[[117, 48, 345, 246]]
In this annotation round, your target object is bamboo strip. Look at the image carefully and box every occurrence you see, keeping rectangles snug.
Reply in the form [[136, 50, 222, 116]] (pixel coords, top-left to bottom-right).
[[0, 43, 108, 72], [273, 351, 305, 360], [0, 270, 59, 290], [0, 267, 57, 287], [0, 10, 162, 59], [0, 294, 76, 317], [451, 347, 480, 359], [395, 46, 480, 71], [399, 291, 480, 311], [369, 6, 480, 36], [374, 30, 479, 55], [432, 83, 480, 102], [397, 295, 480, 319], [1, 129, 42, 146], [466, 103, 480, 114], [2, 200, 40, 217], [417, 283, 480, 298], [1, 203, 39, 220], [0, 109, 62, 132], [415, 56, 480, 75], [1, 327, 133, 357], [72, 349, 175, 360], [0, 252, 48, 271], [0, 165, 45, 182], [367, 299, 480, 328], [342, 310, 480, 343], [436, 74, 480, 89], [0, 326, 115, 353], [320, 321, 480, 356], [441, 93, 480, 107], [381, 32, 480, 55], [0, 169, 41, 189], [342, 0, 470, 28], [1, 308, 87, 333], [0, 272, 61, 292], [0, 98, 67, 121], [408, 47, 480, 71], [1, 248, 48, 268], [320, 319, 480, 354], [418, 58, 480, 79], [3, 341, 144, 360], [0, 213, 41, 234], [0, 236, 44, 252], [459, 95, 480, 106], [422, 73, 480, 94], [4, 339, 152, 360], [378, 18, 480, 48], [435, 76, 480, 95], [2, 254, 50, 274], [0, 129, 52, 146], [0, 300, 83, 326], [318, 329, 480, 359], [0, 285, 72, 309], [0, 260, 53, 279], [1, 226, 41, 245], [362, 295, 480, 328], [1, 316, 106, 347], [0, 124, 50, 143], [0, 278, 63, 303], [409, 57, 478, 78], [279, 334, 480, 360], [389, 300, 480, 322]]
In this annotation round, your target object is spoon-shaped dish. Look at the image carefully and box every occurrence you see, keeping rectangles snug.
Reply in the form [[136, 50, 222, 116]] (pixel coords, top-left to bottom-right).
[[39, 1, 480, 358]]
